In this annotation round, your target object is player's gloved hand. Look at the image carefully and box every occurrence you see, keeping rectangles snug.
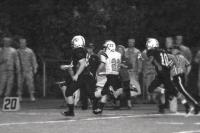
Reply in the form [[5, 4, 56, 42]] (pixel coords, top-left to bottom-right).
[[98, 72, 107, 76], [160, 88, 165, 94], [72, 74, 79, 81], [60, 64, 73, 70]]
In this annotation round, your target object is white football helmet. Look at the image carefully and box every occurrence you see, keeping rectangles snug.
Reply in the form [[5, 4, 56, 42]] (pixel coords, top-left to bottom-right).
[[71, 35, 85, 48], [146, 38, 159, 50], [104, 40, 116, 53]]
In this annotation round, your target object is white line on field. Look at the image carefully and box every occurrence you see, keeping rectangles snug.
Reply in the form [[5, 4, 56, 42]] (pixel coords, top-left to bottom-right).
[[173, 130, 200, 133], [0, 113, 162, 127], [0, 113, 199, 127], [156, 122, 184, 125]]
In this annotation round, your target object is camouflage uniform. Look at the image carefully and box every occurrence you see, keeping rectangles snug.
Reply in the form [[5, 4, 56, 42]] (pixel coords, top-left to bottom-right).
[[141, 50, 156, 101], [179, 45, 192, 63], [0, 47, 20, 96], [17, 47, 38, 97], [194, 50, 200, 96], [125, 47, 142, 95]]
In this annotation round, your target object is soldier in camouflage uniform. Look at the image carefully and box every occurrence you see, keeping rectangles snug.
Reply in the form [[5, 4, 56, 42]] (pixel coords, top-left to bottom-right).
[[17, 38, 38, 101], [141, 49, 156, 103], [194, 50, 200, 96], [0, 37, 20, 97], [125, 38, 142, 96]]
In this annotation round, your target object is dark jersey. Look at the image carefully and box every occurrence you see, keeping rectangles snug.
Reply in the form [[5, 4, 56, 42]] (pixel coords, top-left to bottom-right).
[[147, 48, 172, 73], [71, 47, 89, 74], [87, 54, 100, 76]]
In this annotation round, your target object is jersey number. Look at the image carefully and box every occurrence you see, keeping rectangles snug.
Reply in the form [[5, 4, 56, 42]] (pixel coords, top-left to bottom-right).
[[111, 59, 120, 71], [160, 53, 169, 66]]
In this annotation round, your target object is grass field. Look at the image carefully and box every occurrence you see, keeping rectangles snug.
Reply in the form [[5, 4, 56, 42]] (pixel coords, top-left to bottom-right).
[[0, 99, 200, 133]]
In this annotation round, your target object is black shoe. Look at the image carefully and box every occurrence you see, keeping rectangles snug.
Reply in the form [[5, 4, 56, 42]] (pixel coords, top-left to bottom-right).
[[194, 105, 200, 115], [93, 108, 102, 115], [81, 106, 88, 110], [184, 103, 190, 114], [92, 98, 99, 110], [61, 111, 75, 116], [158, 104, 165, 114]]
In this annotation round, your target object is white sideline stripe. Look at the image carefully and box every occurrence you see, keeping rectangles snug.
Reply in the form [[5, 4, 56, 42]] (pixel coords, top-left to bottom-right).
[[157, 122, 184, 125], [174, 130, 200, 133], [0, 113, 199, 127], [194, 123, 200, 125], [0, 113, 165, 127], [0, 120, 76, 126]]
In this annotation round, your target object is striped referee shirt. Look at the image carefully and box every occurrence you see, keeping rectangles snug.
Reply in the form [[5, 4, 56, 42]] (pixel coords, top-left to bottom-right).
[[168, 54, 190, 77]]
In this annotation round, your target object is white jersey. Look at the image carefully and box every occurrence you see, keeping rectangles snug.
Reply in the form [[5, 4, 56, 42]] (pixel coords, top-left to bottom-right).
[[100, 51, 121, 75]]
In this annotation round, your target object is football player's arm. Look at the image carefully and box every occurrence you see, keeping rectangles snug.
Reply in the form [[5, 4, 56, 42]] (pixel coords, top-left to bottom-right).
[[96, 62, 106, 76], [96, 53, 107, 75], [120, 63, 128, 68], [184, 58, 191, 76], [67, 67, 74, 79], [152, 57, 162, 71], [74, 58, 86, 77]]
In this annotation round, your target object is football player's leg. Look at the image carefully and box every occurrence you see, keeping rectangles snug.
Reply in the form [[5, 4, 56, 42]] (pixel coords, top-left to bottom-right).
[[123, 80, 132, 108], [80, 86, 88, 110], [148, 76, 162, 94], [62, 82, 79, 116], [84, 74, 98, 111], [61, 85, 68, 102], [93, 76, 111, 114], [113, 77, 124, 108], [176, 75, 198, 105], [173, 75, 199, 114]]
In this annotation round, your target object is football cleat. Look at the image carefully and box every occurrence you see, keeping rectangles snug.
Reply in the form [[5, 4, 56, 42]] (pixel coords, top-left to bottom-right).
[[158, 104, 165, 114], [184, 103, 192, 114], [194, 105, 200, 115], [61, 111, 75, 117], [93, 108, 102, 115]]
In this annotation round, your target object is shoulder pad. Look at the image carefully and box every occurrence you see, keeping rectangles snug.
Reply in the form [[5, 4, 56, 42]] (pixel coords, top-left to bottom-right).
[[101, 52, 108, 59]]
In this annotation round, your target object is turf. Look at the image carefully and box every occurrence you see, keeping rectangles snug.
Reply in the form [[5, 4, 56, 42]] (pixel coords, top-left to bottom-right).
[[0, 99, 200, 133]]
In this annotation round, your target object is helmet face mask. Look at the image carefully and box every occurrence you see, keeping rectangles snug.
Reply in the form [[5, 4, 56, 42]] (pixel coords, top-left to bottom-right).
[[146, 38, 159, 50], [71, 35, 85, 48], [104, 40, 116, 53]]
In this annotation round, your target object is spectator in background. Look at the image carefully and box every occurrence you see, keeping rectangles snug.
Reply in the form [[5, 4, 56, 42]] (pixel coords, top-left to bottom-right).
[[175, 35, 192, 86], [175, 35, 192, 63], [0, 37, 20, 97], [117, 45, 132, 108], [165, 37, 174, 53], [125, 38, 142, 97], [17, 37, 38, 102], [194, 50, 200, 96], [141, 48, 156, 103]]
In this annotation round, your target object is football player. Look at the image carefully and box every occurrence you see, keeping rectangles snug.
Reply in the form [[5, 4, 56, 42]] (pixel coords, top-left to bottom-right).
[[146, 38, 191, 114], [61, 35, 96, 116], [93, 40, 122, 114]]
